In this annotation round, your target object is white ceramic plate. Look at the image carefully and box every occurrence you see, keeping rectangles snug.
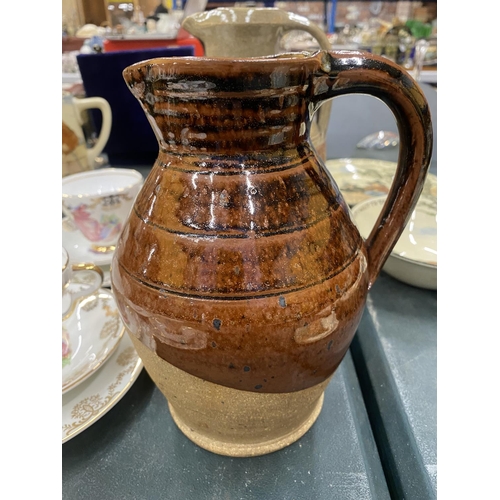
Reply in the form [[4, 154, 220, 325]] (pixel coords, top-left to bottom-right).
[[62, 288, 125, 394], [324, 158, 437, 209], [351, 196, 437, 289], [62, 333, 143, 443], [62, 217, 112, 286]]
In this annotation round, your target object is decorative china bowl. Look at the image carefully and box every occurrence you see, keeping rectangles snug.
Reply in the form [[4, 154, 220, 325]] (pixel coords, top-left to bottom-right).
[[351, 196, 437, 289]]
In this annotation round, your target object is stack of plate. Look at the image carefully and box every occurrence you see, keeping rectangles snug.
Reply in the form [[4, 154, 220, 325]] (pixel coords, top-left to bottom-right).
[[325, 158, 437, 290], [62, 220, 143, 443]]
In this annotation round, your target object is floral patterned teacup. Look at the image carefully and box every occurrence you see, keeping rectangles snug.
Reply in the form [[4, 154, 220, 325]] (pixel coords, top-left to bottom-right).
[[62, 246, 104, 319], [62, 168, 143, 255]]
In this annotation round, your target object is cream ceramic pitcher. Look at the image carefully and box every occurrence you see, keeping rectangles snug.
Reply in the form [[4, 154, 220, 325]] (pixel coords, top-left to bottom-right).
[[182, 7, 332, 161], [62, 91, 112, 177]]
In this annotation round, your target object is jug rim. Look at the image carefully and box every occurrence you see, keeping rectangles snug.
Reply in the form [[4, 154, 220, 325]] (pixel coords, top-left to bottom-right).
[[124, 50, 321, 68], [121, 50, 372, 78]]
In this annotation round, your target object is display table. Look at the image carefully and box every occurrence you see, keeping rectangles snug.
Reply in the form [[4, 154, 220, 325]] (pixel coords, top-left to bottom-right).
[[352, 274, 437, 499]]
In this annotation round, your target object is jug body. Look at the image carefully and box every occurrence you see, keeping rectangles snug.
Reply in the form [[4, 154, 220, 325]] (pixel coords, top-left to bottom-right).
[[111, 51, 432, 456]]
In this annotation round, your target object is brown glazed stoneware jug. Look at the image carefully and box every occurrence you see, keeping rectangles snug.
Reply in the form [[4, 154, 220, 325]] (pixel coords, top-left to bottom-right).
[[182, 6, 332, 161], [111, 50, 433, 457]]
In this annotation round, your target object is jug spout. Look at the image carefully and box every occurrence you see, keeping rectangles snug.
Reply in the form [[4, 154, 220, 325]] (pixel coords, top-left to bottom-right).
[[123, 54, 318, 154]]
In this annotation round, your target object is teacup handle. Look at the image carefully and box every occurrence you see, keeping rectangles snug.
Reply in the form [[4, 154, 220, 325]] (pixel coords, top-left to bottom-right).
[[74, 97, 112, 168], [62, 263, 104, 318], [311, 50, 433, 289]]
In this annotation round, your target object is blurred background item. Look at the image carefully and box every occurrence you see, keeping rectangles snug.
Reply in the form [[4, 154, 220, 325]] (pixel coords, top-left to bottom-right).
[[76, 45, 195, 166], [62, 0, 437, 170], [62, 91, 112, 176]]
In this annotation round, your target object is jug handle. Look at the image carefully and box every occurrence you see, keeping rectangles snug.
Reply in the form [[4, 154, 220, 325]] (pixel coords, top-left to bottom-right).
[[74, 97, 112, 168], [311, 50, 433, 289]]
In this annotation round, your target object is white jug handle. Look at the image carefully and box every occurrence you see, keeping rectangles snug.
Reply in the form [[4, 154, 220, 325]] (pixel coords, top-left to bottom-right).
[[74, 97, 112, 167]]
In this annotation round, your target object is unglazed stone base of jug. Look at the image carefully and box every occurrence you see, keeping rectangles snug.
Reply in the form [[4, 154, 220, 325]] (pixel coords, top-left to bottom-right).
[[129, 333, 330, 457], [112, 51, 432, 457]]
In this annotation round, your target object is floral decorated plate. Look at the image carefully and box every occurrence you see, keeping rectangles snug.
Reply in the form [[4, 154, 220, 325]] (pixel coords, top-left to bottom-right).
[[62, 287, 125, 394], [63, 217, 112, 286], [324, 158, 437, 209], [62, 333, 143, 443]]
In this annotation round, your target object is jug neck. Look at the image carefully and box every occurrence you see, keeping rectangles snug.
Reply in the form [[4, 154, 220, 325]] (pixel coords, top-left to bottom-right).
[[124, 56, 318, 154]]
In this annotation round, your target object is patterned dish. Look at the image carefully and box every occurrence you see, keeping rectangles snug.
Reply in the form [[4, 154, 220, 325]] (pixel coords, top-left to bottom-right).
[[63, 217, 112, 287], [325, 158, 437, 209], [62, 333, 143, 443], [62, 287, 125, 393]]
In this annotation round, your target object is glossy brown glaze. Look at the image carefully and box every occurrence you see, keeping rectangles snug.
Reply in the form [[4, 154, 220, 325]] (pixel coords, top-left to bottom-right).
[[112, 50, 432, 393]]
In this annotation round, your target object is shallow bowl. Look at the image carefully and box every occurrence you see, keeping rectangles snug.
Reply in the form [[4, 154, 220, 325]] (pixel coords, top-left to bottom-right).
[[351, 196, 437, 289]]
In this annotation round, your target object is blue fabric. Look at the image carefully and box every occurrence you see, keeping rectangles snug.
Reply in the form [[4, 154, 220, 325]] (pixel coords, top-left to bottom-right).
[[77, 46, 194, 165]]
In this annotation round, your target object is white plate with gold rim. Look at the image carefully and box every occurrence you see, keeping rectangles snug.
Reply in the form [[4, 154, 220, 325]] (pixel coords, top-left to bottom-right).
[[62, 333, 143, 443], [62, 287, 125, 394], [63, 217, 112, 286], [325, 158, 437, 209]]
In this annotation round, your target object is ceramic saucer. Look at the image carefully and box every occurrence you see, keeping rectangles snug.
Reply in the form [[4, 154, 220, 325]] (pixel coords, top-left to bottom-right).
[[62, 333, 143, 443], [62, 287, 125, 394], [324, 158, 437, 208], [63, 217, 112, 286]]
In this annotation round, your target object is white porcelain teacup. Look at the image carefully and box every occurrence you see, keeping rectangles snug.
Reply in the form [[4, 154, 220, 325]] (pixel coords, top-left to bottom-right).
[[62, 168, 144, 255], [62, 247, 104, 318]]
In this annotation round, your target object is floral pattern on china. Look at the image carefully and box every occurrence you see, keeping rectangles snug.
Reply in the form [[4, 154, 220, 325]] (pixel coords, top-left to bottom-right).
[[62, 327, 71, 368], [69, 203, 122, 243], [324, 158, 437, 210]]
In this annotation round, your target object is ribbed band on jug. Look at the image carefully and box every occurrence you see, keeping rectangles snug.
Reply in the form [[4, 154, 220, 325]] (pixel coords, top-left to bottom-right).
[[123, 58, 315, 153]]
